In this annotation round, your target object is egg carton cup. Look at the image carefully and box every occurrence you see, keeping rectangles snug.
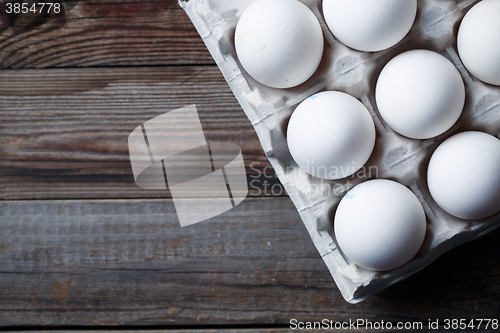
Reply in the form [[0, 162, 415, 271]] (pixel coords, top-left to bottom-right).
[[180, 0, 500, 303]]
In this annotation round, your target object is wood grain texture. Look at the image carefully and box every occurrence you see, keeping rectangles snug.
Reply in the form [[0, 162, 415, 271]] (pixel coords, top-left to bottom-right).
[[5, 328, 422, 333], [0, 66, 282, 200], [5, 328, 430, 333], [0, 198, 499, 326], [6, 330, 448, 333], [2, 331, 430, 333], [0, 0, 213, 68], [6, 328, 328, 333]]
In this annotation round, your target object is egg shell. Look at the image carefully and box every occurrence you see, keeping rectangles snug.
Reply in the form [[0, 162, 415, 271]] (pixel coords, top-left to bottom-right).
[[234, 0, 324, 89], [427, 131, 500, 220], [375, 49, 465, 139], [323, 0, 417, 52], [334, 179, 427, 271], [287, 91, 376, 180], [457, 0, 500, 86]]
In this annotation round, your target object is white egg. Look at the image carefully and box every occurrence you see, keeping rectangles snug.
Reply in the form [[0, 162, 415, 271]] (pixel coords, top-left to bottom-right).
[[427, 131, 500, 220], [375, 50, 465, 139], [457, 0, 500, 86], [234, 0, 324, 89], [322, 0, 417, 52], [287, 91, 375, 180], [334, 179, 426, 271]]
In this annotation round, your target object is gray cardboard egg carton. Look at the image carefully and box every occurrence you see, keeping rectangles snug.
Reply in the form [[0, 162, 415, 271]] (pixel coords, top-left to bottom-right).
[[180, 0, 500, 303]]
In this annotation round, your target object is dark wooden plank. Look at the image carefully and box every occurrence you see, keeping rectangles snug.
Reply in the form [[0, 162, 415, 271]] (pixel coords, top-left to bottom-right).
[[4, 328, 424, 333], [4, 328, 428, 333], [0, 66, 281, 200], [0, 197, 499, 326], [0, 0, 213, 68], [2, 330, 358, 333], [6, 329, 302, 333], [6, 328, 322, 333]]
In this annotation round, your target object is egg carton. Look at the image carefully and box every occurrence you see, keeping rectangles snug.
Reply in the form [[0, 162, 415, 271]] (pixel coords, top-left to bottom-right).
[[180, 0, 500, 303]]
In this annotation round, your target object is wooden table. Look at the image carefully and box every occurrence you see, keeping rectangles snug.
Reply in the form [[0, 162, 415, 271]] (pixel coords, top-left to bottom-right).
[[0, 0, 499, 331]]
